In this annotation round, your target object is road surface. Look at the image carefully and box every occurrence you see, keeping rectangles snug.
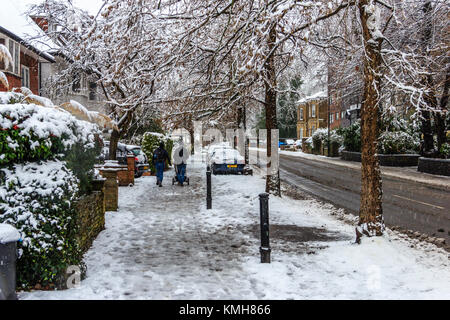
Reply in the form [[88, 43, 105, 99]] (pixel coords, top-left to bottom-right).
[[253, 150, 450, 243]]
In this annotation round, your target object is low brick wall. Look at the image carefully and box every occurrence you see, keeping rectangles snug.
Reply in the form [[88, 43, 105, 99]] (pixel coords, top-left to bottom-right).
[[418, 157, 450, 176], [341, 151, 362, 162], [341, 151, 419, 167], [75, 191, 105, 255]]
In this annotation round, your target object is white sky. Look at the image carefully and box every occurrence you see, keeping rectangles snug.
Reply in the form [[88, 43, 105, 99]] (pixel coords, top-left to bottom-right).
[[16, 0, 106, 16]]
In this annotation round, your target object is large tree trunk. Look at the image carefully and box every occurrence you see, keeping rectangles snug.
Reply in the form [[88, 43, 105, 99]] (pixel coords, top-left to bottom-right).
[[108, 109, 133, 161], [420, 2, 436, 157], [356, 0, 385, 242], [264, 23, 280, 196], [436, 66, 450, 154], [109, 128, 120, 161]]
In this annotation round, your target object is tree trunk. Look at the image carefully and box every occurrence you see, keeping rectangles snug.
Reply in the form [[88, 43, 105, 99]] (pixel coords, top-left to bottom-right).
[[264, 24, 280, 196], [356, 0, 385, 242], [189, 128, 195, 155], [436, 65, 450, 154], [420, 1, 436, 157], [109, 128, 120, 161], [108, 108, 134, 161]]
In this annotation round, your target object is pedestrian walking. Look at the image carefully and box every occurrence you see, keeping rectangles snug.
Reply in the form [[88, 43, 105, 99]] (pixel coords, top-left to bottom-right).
[[153, 142, 171, 187], [173, 138, 189, 186]]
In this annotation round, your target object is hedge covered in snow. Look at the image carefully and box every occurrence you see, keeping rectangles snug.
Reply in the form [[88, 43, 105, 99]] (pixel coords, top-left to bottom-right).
[[0, 161, 84, 289], [0, 92, 101, 289], [141, 132, 173, 173]]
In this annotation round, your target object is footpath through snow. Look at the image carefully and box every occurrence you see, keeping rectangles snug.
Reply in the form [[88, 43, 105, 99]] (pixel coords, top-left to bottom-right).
[[20, 162, 450, 299]]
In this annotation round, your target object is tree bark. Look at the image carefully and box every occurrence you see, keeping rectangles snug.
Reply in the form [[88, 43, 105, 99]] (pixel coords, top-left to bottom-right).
[[356, 0, 385, 242], [436, 65, 450, 154], [108, 108, 134, 161], [264, 23, 281, 196], [420, 1, 436, 156]]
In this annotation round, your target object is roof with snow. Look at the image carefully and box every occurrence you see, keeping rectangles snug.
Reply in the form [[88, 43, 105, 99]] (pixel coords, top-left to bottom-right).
[[0, 0, 56, 62], [297, 91, 328, 104]]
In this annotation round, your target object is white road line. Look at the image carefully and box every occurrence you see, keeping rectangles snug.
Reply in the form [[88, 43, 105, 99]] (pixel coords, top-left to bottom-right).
[[393, 194, 445, 210]]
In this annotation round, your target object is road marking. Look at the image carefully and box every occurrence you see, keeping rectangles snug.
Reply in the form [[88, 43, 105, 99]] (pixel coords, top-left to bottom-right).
[[393, 194, 445, 210]]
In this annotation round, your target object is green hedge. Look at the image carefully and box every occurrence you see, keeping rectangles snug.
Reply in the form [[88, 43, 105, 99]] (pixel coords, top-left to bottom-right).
[[141, 132, 173, 173], [0, 161, 85, 289]]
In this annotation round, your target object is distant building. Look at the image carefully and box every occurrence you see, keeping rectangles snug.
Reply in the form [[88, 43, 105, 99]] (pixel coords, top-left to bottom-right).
[[296, 92, 328, 139]]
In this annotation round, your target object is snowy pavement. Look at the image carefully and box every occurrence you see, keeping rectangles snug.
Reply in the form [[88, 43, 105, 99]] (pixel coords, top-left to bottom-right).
[[20, 163, 450, 299]]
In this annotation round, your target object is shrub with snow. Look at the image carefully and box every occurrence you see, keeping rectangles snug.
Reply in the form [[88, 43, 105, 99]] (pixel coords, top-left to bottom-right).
[[379, 131, 420, 154], [312, 128, 328, 149], [0, 93, 101, 289], [141, 132, 174, 173], [0, 160, 84, 289]]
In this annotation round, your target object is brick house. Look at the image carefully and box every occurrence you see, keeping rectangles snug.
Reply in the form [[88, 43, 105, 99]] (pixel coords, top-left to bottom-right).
[[0, 26, 55, 95], [30, 16, 106, 113], [296, 94, 328, 139]]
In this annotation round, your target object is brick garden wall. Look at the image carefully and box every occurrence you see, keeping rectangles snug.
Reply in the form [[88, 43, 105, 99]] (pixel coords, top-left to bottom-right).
[[75, 191, 106, 254]]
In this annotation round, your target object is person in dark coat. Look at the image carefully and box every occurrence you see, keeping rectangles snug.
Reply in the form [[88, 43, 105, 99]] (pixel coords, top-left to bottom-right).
[[153, 142, 171, 187]]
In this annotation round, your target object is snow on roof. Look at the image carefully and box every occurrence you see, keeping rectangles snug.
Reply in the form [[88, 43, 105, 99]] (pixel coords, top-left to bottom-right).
[[298, 91, 328, 104], [0, 0, 56, 62]]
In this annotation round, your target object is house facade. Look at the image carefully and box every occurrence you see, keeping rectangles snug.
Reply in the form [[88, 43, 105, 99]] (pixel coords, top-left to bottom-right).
[[296, 97, 328, 139], [29, 15, 106, 113], [0, 26, 55, 95]]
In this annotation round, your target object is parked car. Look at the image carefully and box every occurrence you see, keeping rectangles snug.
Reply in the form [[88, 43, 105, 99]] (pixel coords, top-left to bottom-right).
[[99, 142, 150, 178], [279, 138, 287, 148], [126, 145, 150, 178], [285, 139, 295, 147], [207, 142, 233, 164], [209, 147, 245, 175], [294, 139, 302, 150]]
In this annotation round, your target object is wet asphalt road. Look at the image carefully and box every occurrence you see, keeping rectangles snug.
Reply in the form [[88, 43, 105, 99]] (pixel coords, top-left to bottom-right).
[[276, 153, 450, 243]]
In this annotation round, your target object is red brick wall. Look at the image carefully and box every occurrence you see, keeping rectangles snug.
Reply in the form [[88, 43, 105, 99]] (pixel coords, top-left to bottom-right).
[[0, 52, 40, 95], [21, 52, 40, 95]]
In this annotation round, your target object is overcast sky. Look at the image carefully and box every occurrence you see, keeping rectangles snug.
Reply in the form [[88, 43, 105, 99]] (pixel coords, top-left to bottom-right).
[[17, 0, 106, 16]]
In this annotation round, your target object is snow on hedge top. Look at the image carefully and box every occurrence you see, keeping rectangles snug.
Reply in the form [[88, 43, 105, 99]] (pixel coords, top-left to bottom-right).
[[0, 223, 21, 243], [0, 102, 98, 148]]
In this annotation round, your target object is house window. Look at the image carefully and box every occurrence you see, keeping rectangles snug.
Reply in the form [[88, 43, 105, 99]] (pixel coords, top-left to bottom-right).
[[5, 39, 20, 75], [311, 105, 316, 118], [336, 112, 339, 120], [331, 114, 334, 123], [300, 108, 304, 120], [21, 65, 30, 88], [300, 128, 304, 139], [0, 38, 20, 75]]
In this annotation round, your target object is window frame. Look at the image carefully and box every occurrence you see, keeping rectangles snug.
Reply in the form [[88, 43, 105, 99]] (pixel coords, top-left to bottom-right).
[[21, 65, 30, 88], [1, 38, 21, 76]]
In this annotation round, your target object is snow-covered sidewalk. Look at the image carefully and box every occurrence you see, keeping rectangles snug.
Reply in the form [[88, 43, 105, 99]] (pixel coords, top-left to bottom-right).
[[20, 163, 450, 299]]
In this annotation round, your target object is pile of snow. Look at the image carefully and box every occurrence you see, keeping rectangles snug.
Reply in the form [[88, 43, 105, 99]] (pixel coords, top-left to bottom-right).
[[0, 224, 21, 244]]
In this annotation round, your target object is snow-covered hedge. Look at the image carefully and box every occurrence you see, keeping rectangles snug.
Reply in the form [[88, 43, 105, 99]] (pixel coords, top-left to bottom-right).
[[312, 128, 328, 149], [0, 101, 98, 166], [0, 92, 101, 289], [337, 117, 420, 155], [0, 160, 84, 289], [312, 128, 343, 150], [141, 132, 174, 173], [378, 131, 420, 154]]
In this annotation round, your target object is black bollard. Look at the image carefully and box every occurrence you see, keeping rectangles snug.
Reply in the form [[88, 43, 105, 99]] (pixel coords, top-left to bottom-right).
[[259, 193, 271, 263], [206, 170, 212, 209]]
